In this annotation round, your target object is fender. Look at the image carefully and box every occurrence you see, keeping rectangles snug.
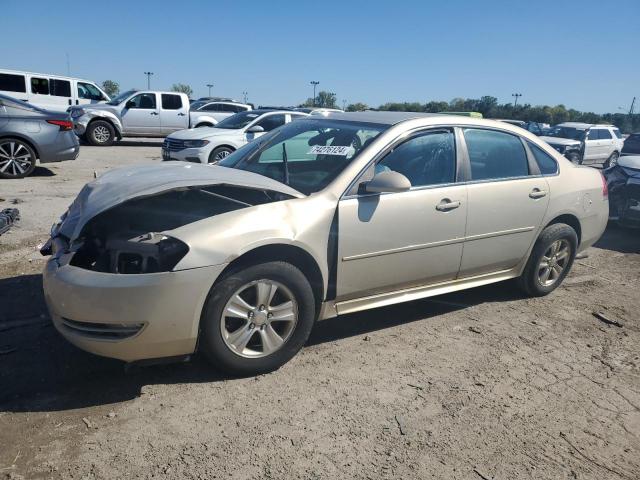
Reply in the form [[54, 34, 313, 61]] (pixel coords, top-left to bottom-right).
[[189, 113, 218, 127], [79, 110, 123, 136]]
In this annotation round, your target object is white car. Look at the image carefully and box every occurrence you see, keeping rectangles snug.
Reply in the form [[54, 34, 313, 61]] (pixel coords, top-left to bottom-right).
[[541, 123, 624, 167], [189, 100, 252, 128], [162, 110, 308, 164]]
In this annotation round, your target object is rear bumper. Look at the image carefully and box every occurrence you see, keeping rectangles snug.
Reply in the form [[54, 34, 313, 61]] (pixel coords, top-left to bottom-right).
[[40, 133, 80, 163], [43, 259, 227, 362]]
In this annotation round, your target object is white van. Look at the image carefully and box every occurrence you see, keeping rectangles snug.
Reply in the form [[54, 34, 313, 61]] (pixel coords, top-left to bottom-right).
[[0, 69, 110, 112]]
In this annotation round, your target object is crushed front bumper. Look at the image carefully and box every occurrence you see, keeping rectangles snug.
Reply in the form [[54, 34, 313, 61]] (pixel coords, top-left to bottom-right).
[[43, 259, 227, 362]]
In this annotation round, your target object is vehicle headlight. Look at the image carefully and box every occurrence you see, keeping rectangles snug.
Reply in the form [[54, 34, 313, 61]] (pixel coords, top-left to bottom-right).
[[108, 233, 189, 274], [183, 139, 210, 148], [70, 109, 85, 118]]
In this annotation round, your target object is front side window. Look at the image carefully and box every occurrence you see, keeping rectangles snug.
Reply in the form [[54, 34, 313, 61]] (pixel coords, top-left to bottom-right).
[[545, 126, 586, 141], [377, 130, 456, 187], [463, 128, 529, 181], [161, 94, 182, 110], [528, 142, 558, 175], [0, 74, 26, 93], [50, 79, 71, 97], [219, 119, 386, 194], [31, 77, 49, 95], [598, 129, 612, 140], [77, 82, 103, 100], [127, 93, 157, 109], [255, 114, 286, 132]]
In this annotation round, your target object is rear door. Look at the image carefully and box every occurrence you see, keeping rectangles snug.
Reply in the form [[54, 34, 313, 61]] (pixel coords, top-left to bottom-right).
[[121, 92, 160, 135], [48, 78, 73, 110], [160, 94, 188, 134], [458, 128, 550, 278], [597, 128, 615, 161], [583, 129, 602, 163], [28, 76, 68, 111]]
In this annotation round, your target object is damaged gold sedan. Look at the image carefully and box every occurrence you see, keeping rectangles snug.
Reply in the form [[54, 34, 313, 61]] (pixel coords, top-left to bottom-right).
[[42, 112, 608, 374]]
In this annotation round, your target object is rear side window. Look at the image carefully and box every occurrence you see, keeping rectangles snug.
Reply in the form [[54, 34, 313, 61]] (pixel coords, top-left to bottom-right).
[[598, 129, 612, 140], [528, 142, 558, 175], [50, 79, 71, 97], [161, 94, 182, 110], [587, 130, 599, 140], [612, 129, 623, 139], [202, 103, 222, 112], [378, 129, 456, 187], [31, 77, 49, 95], [463, 128, 529, 181], [0, 73, 26, 93]]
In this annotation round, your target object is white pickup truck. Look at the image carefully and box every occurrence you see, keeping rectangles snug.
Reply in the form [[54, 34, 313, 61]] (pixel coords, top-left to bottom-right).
[[69, 90, 252, 146]]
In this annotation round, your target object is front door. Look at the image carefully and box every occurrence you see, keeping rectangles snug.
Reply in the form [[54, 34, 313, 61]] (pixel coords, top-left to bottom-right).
[[121, 93, 160, 135], [584, 129, 604, 163], [337, 128, 467, 301], [159, 93, 188, 134], [458, 128, 550, 277]]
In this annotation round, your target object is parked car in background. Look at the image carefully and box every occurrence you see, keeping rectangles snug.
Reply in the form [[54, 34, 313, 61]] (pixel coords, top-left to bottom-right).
[[0, 69, 109, 112], [162, 109, 308, 163], [604, 155, 640, 227], [541, 123, 624, 167], [0, 93, 79, 179], [189, 100, 252, 128], [294, 107, 344, 115], [42, 112, 607, 375], [622, 132, 640, 155], [70, 90, 228, 146]]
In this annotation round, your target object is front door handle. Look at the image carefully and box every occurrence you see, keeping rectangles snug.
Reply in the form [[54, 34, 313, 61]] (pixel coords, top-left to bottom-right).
[[436, 199, 461, 211], [177, 113, 186, 116], [529, 188, 547, 199], [150, 112, 159, 116]]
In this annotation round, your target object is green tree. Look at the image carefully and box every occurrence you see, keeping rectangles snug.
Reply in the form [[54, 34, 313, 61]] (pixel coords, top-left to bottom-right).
[[101, 80, 119, 97], [346, 102, 369, 112], [171, 83, 194, 97], [301, 91, 338, 108]]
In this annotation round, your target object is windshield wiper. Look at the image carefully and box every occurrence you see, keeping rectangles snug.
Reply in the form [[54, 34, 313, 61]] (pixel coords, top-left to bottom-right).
[[282, 142, 290, 185]]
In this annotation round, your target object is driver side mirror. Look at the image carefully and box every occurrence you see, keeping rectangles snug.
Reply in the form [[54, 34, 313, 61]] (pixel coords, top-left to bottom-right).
[[364, 171, 411, 194], [246, 125, 265, 133], [125, 100, 135, 109]]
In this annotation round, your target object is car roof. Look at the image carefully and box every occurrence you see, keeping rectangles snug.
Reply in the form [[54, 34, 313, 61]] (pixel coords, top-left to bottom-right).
[[556, 122, 616, 129], [313, 111, 441, 125]]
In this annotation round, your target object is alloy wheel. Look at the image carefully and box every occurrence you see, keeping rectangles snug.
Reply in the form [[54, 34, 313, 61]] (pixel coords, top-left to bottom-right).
[[537, 239, 571, 287], [215, 150, 231, 161], [93, 125, 111, 143], [220, 279, 298, 358], [0, 141, 33, 177]]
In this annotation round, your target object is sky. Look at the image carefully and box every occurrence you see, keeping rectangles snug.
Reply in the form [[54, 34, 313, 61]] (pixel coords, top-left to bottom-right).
[[1, 0, 638, 113]]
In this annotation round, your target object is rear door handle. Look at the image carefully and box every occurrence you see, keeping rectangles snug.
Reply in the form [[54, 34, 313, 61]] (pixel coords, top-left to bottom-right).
[[177, 113, 186, 116], [529, 188, 547, 199], [150, 112, 158, 115], [436, 199, 461, 211]]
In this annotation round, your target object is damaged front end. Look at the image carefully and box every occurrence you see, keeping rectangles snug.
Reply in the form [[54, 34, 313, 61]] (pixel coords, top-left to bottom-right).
[[605, 157, 640, 227]]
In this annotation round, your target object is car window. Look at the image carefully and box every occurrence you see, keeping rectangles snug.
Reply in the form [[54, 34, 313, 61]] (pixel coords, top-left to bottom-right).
[[255, 114, 286, 132], [587, 130, 599, 140], [31, 77, 49, 95], [202, 103, 222, 112], [463, 128, 529, 181], [0, 73, 26, 93], [77, 82, 103, 100], [127, 93, 157, 109], [527, 142, 558, 175], [161, 94, 182, 110], [377, 130, 456, 187], [612, 129, 623, 139], [598, 129, 612, 140], [50, 79, 71, 97]]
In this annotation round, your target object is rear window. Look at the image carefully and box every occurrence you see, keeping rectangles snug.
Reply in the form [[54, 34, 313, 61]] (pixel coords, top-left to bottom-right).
[[50, 79, 71, 97], [612, 129, 623, 139], [0, 73, 26, 93], [528, 142, 558, 175], [161, 94, 182, 110]]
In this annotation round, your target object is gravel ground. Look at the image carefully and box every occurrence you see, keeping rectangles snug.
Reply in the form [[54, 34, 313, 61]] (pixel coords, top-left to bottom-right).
[[0, 141, 639, 480]]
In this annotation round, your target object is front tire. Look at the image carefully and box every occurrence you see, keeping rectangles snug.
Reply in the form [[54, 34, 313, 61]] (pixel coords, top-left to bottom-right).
[[200, 262, 316, 375], [0, 138, 37, 179], [604, 151, 619, 169], [208, 146, 234, 164], [86, 120, 115, 146], [518, 223, 578, 297]]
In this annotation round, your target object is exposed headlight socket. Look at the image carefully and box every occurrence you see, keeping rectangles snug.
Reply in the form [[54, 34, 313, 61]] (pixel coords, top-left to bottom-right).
[[106, 233, 189, 274]]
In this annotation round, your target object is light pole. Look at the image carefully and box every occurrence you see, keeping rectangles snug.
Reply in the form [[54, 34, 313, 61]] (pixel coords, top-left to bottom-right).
[[512, 93, 522, 108], [328, 92, 336, 109], [310, 81, 319, 106], [342, 99, 347, 111], [206, 83, 214, 97], [144, 72, 154, 89], [242, 91, 248, 103]]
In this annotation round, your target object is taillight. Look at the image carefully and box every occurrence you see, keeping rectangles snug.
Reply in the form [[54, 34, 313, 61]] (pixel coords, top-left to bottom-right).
[[47, 119, 73, 131], [600, 172, 608, 198]]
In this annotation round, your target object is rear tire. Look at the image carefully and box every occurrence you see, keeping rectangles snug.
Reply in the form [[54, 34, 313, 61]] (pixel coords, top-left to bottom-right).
[[200, 261, 316, 376], [196, 123, 213, 128], [566, 152, 582, 164], [208, 146, 234, 164], [0, 138, 37, 179], [86, 120, 115, 146], [517, 223, 578, 297], [604, 151, 619, 169]]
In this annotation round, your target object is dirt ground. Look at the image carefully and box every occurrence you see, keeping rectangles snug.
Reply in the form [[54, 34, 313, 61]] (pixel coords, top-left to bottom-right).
[[0, 141, 639, 480]]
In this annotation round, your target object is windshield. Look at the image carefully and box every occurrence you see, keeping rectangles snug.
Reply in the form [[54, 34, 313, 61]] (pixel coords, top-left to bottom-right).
[[190, 100, 207, 110], [107, 90, 138, 105], [545, 126, 586, 141], [215, 111, 262, 129], [218, 119, 386, 195]]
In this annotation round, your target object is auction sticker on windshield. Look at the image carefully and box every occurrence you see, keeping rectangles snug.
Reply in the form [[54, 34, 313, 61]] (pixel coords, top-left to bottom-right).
[[307, 145, 354, 156]]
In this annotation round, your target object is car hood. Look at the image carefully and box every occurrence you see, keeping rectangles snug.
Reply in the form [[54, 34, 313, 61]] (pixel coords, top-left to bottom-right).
[[71, 103, 119, 115], [54, 162, 304, 241], [540, 136, 581, 147], [168, 127, 241, 140]]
